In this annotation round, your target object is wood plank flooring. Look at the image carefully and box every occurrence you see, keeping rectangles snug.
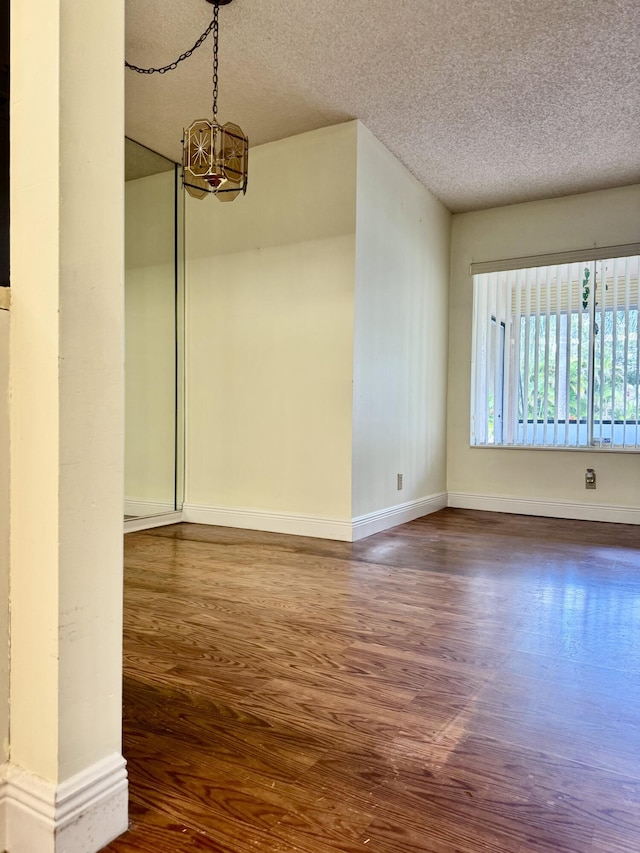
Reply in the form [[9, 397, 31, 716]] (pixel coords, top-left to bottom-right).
[[104, 509, 640, 853]]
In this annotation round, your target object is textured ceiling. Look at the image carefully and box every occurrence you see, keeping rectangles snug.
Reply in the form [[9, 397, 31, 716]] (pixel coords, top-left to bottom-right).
[[125, 0, 640, 213]]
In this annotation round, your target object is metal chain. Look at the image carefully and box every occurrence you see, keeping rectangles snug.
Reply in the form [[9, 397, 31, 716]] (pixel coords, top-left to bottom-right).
[[125, 17, 216, 75], [212, 2, 219, 117]]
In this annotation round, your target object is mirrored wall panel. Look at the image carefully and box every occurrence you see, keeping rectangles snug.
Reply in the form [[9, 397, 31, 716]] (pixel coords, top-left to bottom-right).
[[125, 138, 184, 521]]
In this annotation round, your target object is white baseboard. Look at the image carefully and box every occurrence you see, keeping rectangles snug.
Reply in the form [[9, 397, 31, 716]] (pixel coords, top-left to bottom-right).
[[448, 491, 640, 525], [1, 753, 128, 853], [351, 492, 448, 541], [124, 510, 183, 533], [183, 494, 448, 542], [124, 498, 175, 517], [183, 503, 353, 541]]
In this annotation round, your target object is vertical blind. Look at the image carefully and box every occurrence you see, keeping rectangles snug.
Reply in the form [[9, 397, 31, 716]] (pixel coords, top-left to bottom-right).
[[471, 255, 640, 448]]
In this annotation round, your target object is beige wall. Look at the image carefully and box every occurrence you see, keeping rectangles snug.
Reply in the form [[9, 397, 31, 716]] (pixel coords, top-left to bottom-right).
[[10, 0, 125, 787], [448, 184, 640, 511], [352, 125, 451, 517], [186, 123, 357, 520], [125, 170, 176, 512]]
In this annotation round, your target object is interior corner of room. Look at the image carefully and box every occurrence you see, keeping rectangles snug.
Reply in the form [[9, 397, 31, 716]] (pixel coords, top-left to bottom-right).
[[124, 120, 455, 541], [124, 127, 640, 539]]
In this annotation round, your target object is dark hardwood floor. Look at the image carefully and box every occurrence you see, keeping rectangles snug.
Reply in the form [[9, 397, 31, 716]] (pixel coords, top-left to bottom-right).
[[104, 509, 640, 852]]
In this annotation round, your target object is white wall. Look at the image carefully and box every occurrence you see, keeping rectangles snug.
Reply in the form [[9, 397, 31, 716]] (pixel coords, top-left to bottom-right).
[[186, 123, 357, 525], [8, 0, 127, 847], [185, 120, 452, 539], [352, 125, 451, 518], [125, 170, 176, 514], [448, 184, 640, 519]]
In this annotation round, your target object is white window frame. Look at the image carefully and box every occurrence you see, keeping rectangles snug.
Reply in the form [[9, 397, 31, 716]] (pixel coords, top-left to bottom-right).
[[470, 243, 640, 451]]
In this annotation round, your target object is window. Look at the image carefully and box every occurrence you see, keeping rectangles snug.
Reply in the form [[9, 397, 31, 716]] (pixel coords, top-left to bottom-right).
[[471, 252, 640, 449]]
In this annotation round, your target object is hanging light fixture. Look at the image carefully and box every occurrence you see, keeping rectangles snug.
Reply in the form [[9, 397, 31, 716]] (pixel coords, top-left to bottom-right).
[[125, 0, 248, 200], [182, 0, 249, 201]]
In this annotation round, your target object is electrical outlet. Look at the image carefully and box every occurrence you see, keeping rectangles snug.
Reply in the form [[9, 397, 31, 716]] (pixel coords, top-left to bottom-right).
[[585, 468, 596, 489], [397, 473, 403, 490]]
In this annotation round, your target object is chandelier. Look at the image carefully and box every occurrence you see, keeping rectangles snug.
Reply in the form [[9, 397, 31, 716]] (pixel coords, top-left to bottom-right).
[[126, 0, 249, 202], [182, 0, 249, 201]]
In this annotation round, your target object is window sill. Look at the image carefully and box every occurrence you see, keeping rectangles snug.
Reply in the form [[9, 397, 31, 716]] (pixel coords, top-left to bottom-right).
[[470, 443, 640, 454]]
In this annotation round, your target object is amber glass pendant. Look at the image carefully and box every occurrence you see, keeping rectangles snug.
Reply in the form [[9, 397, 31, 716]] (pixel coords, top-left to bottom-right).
[[183, 119, 248, 201], [181, 0, 248, 201]]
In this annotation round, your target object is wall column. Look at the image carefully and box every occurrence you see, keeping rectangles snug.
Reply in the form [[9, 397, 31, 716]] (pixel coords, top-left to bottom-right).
[[8, 0, 127, 850]]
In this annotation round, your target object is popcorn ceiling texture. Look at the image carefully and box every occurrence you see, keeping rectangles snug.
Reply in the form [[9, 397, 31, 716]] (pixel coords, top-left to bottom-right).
[[125, 0, 640, 212]]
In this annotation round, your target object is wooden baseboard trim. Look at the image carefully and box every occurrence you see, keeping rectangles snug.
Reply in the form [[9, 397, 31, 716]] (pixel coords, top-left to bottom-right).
[[447, 492, 640, 524], [124, 510, 183, 533], [124, 499, 175, 517], [182, 494, 449, 542], [351, 493, 448, 540], [1, 753, 127, 853], [182, 504, 353, 541]]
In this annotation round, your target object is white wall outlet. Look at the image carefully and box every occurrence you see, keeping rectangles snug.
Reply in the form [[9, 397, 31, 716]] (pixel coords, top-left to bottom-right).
[[397, 473, 403, 490], [585, 468, 596, 489]]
